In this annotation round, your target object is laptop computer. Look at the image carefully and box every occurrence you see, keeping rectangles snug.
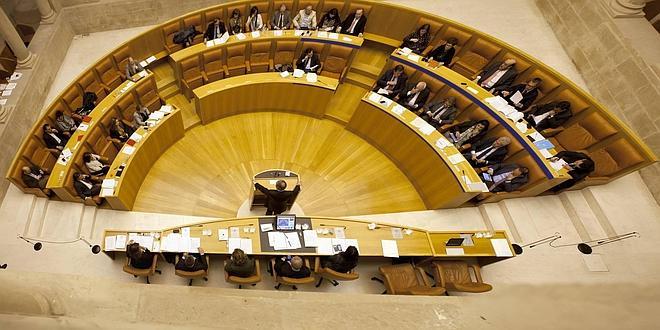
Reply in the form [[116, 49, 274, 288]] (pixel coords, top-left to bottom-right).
[[446, 238, 465, 247], [275, 214, 296, 231]]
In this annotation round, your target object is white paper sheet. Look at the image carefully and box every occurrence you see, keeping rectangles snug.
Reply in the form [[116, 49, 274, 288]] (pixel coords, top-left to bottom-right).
[[334, 227, 346, 239], [2, 90, 12, 97], [410, 117, 427, 129], [342, 36, 353, 42], [468, 182, 490, 192], [435, 137, 452, 149], [447, 153, 465, 165], [407, 54, 421, 62], [181, 227, 190, 237], [392, 104, 406, 116], [129, 132, 143, 142], [0, 99, 7, 105], [230, 227, 240, 238], [146, 56, 157, 63], [100, 188, 114, 197], [115, 235, 127, 249], [218, 228, 229, 241], [303, 230, 319, 247], [293, 69, 304, 78], [235, 33, 246, 40], [294, 30, 304, 36], [205, 40, 214, 47], [529, 131, 545, 142], [419, 122, 436, 135], [368, 92, 382, 103], [104, 236, 116, 250], [5, 82, 17, 90], [515, 122, 529, 133], [381, 240, 399, 258], [316, 237, 334, 255], [400, 47, 412, 55], [139, 61, 148, 67], [550, 159, 567, 171], [317, 31, 328, 38], [260, 223, 273, 232], [251, 31, 260, 38], [268, 231, 287, 249], [490, 238, 514, 256], [77, 123, 89, 132], [510, 91, 524, 104], [306, 72, 318, 83], [228, 238, 241, 253], [274, 30, 283, 36], [446, 247, 465, 255], [391, 228, 403, 239], [284, 232, 302, 249], [540, 148, 554, 159], [122, 146, 135, 155], [328, 33, 339, 40], [101, 179, 116, 188], [280, 70, 290, 78]]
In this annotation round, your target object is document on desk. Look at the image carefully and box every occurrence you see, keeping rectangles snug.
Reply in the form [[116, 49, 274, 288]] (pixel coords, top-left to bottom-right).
[[317, 31, 328, 38], [445, 247, 465, 256], [328, 33, 339, 40], [391, 104, 406, 116], [284, 232, 302, 249], [274, 30, 283, 36], [303, 230, 319, 247], [293, 69, 305, 78], [490, 238, 514, 257], [391, 228, 403, 239], [101, 179, 116, 189], [235, 33, 246, 40], [189, 237, 200, 253], [539, 148, 554, 159], [251, 31, 260, 38], [332, 239, 360, 253], [529, 131, 545, 142], [306, 72, 318, 83], [334, 227, 346, 239], [122, 146, 135, 155], [181, 227, 190, 238], [316, 238, 334, 255], [550, 159, 567, 171], [447, 153, 465, 165], [115, 235, 127, 249], [228, 238, 253, 254], [229, 227, 240, 238], [368, 92, 382, 103], [418, 122, 435, 136], [381, 240, 399, 258], [104, 236, 116, 250], [218, 228, 229, 241], [435, 137, 452, 149], [268, 232, 287, 249], [260, 223, 273, 232], [205, 40, 214, 47]]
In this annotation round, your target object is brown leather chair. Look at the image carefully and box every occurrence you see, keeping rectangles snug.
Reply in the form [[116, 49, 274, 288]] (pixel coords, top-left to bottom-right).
[[202, 50, 225, 83], [248, 41, 272, 73], [313, 257, 359, 288], [123, 254, 161, 284], [431, 261, 492, 293], [270, 257, 315, 290], [175, 254, 210, 286], [377, 263, 446, 296], [224, 258, 261, 288], [452, 38, 501, 78], [226, 44, 248, 76], [320, 45, 352, 81], [183, 14, 204, 46], [163, 21, 183, 53]]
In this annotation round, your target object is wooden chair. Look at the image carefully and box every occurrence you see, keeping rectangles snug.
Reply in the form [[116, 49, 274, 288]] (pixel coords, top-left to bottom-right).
[[62, 87, 83, 113], [270, 257, 315, 290], [163, 21, 183, 53], [452, 37, 501, 78], [113, 46, 131, 80], [376, 263, 446, 296], [270, 40, 297, 70], [135, 82, 162, 113], [202, 50, 225, 83], [320, 45, 351, 81], [180, 56, 204, 98], [431, 261, 492, 293], [95, 56, 122, 91], [225, 44, 248, 76], [175, 254, 210, 286], [313, 257, 359, 288], [123, 254, 161, 284], [248, 41, 272, 73], [183, 14, 204, 46], [224, 259, 262, 288]]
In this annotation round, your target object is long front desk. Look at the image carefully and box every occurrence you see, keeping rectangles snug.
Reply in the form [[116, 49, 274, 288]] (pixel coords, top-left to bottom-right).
[[102, 216, 515, 259], [193, 72, 339, 124], [103, 107, 184, 210]]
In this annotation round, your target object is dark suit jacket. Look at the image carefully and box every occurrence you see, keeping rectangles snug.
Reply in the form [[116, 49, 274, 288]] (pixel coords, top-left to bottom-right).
[[495, 84, 539, 110], [374, 69, 408, 96], [127, 249, 154, 269], [271, 11, 292, 29], [175, 253, 208, 272], [322, 252, 357, 273], [340, 14, 367, 36], [550, 151, 594, 192], [484, 163, 529, 193], [526, 103, 572, 131], [477, 64, 518, 90], [421, 101, 458, 126], [296, 53, 320, 73], [398, 85, 430, 110], [43, 131, 66, 149], [22, 166, 46, 188], [255, 183, 300, 214], [463, 137, 508, 167], [427, 44, 456, 64], [224, 258, 256, 277], [275, 258, 311, 279], [401, 31, 430, 54], [74, 178, 101, 198], [446, 120, 489, 147], [204, 22, 226, 40]]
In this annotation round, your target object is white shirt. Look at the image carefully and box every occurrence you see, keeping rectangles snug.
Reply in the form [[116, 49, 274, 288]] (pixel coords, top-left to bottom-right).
[[406, 90, 420, 107], [348, 16, 360, 33], [475, 145, 496, 160], [483, 69, 507, 88], [48, 132, 61, 144], [85, 154, 104, 173]]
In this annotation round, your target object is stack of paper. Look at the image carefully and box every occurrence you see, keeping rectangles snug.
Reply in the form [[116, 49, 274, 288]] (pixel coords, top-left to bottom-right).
[[419, 122, 435, 135], [77, 123, 89, 132], [104, 236, 116, 250], [149, 111, 164, 121], [446, 247, 465, 255], [303, 230, 319, 247], [467, 182, 490, 192], [408, 54, 421, 62], [268, 231, 302, 250], [399, 48, 413, 56], [115, 235, 127, 249], [122, 146, 135, 155], [540, 149, 554, 159], [306, 72, 318, 83], [260, 223, 273, 232], [139, 60, 148, 67], [228, 238, 253, 254], [342, 36, 353, 42], [447, 153, 465, 165], [235, 33, 246, 40], [331, 238, 360, 253], [146, 56, 157, 64], [159, 104, 173, 113], [274, 30, 284, 37], [435, 137, 452, 149], [381, 240, 399, 258], [214, 32, 229, 45], [334, 227, 346, 239], [391, 228, 403, 239], [138, 70, 148, 78], [550, 159, 568, 171], [506, 111, 524, 121], [251, 31, 261, 38], [368, 92, 382, 103], [293, 69, 305, 78], [490, 239, 513, 256]]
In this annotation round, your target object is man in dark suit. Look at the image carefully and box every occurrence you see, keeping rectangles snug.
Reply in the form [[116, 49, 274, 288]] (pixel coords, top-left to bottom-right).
[[254, 180, 300, 215], [22, 166, 50, 191], [494, 78, 542, 111], [550, 151, 594, 192], [296, 48, 320, 73], [419, 96, 458, 128], [126, 241, 154, 269], [42, 124, 69, 151], [270, 3, 292, 30], [203, 18, 226, 41], [274, 255, 311, 279], [524, 101, 572, 131], [395, 81, 430, 110], [73, 172, 103, 205], [476, 58, 518, 92], [463, 137, 511, 167], [373, 65, 408, 97], [479, 163, 529, 192], [176, 247, 208, 272], [338, 8, 367, 36]]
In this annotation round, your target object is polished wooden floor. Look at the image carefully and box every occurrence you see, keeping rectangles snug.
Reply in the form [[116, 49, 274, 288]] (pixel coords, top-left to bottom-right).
[[133, 112, 425, 217]]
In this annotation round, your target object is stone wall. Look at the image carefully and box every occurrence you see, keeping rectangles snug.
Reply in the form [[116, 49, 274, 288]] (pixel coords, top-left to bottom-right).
[[535, 0, 660, 202]]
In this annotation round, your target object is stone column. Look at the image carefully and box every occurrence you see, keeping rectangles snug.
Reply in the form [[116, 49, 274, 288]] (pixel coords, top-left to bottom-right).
[[36, 0, 57, 24], [0, 7, 36, 69], [605, 0, 656, 18]]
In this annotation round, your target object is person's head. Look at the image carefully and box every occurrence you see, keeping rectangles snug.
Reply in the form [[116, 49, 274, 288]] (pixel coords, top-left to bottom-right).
[[250, 6, 259, 16], [498, 58, 516, 70], [42, 123, 55, 133], [474, 120, 490, 132], [492, 136, 511, 148], [342, 246, 359, 261], [304, 47, 314, 56], [83, 152, 92, 163], [393, 65, 404, 77], [231, 248, 248, 265], [418, 24, 430, 36], [232, 9, 240, 17], [128, 56, 135, 64], [275, 180, 287, 191], [554, 101, 571, 112], [444, 96, 456, 107], [512, 166, 529, 177], [127, 242, 142, 258], [446, 37, 458, 48], [55, 111, 64, 119], [355, 8, 364, 18], [279, 4, 287, 12], [415, 81, 427, 91], [183, 254, 196, 268], [328, 8, 338, 18], [73, 172, 82, 181], [111, 117, 120, 126], [21, 166, 31, 174], [213, 18, 220, 25], [525, 78, 543, 90], [574, 158, 595, 171], [290, 256, 303, 271], [304, 5, 313, 14]]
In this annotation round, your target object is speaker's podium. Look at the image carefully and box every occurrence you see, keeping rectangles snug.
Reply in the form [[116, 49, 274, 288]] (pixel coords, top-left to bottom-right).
[[250, 169, 301, 211]]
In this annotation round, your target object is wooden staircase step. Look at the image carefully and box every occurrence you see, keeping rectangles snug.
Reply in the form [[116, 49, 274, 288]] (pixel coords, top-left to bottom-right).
[[344, 72, 376, 90]]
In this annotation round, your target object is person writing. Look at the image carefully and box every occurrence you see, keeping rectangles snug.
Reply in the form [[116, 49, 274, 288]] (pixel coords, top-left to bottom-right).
[[418, 96, 458, 129], [126, 241, 154, 269], [224, 248, 256, 277], [373, 65, 408, 97], [395, 81, 429, 110], [479, 163, 529, 193], [254, 179, 300, 215], [322, 246, 359, 273], [462, 137, 511, 167], [400, 24, 431, 55], [204, 18, 227, 41], [493, 78, 543, 111], [176, 247, 208, 272]]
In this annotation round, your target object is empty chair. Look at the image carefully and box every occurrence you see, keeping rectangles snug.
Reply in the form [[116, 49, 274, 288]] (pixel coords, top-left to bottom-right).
[[224, 258, 262, 288], [320, 45, 352, 80], [548, 112, 618, 152], [78, 71, 108, 102], [23, 140, 57, 169], [123, 254, 161, 284], [376, 263, 446, 296], [95, 56, 122, 91], [62, 87, 83, 113], [248, 41, 271, 73], [431, 261, 492, 293], [587, 138, 645, 184], [313, 256, 359, 288], [113, 46, 131, 80], [452, 38, 501, 78], [202, 50, 225, 83], [270, 40, 297, 70], [135, 82, 161, 112], [175, 254, 210, 286], [225, 44, 248, 76], [180, 56, 204, 98]]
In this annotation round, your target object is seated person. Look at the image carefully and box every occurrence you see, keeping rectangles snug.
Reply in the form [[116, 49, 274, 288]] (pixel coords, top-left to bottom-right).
[[425, 37, 458, 65], [224, 248, 256, 277], [204, 17, 227, 41], [400, 24, 431, 55], [373, 65, 408, 97], [322, 246, 359, 273], [109, 117, 134, 143], [418, 96, 457, 128], [125, 57, 144, 81], [524, 101, 572, 131], [296, 48, 320, 73], [476, 59, 518, 92], [318, 8, 341, 32], [228, 9, 243, 35], [83, 152, 109, 176], [338, 8, 367, 37], [271, 4, 292, 30], [73, 172, 103, 204], [479, 163, 529, 193], [176, 247, 208, 272], [55, 111, 78, 134], [126, 240, 154, 269], [274, 255, 311, 279], [395, 81, 429, 111], [73, 91, 98, 119], [463, 137, 511, 167], [254, 179, 301, 215], [493, 78, 542, 111], [246, 6, 265, 32], [21, 166, 50, 194], [293, 5, 317, 30], [132, 105, 151, 128], [549, 151, 595, 192], [443, 120, 490, 150], [173, 25, 200, 48], [42, 124, 69, 151]]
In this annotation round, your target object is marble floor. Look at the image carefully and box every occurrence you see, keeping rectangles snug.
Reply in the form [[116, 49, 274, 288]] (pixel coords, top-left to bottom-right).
[[2, 0, 660, 305]]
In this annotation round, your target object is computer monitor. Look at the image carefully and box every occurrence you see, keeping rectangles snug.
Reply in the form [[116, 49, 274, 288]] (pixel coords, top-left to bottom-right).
[[276, 214, 296, 231]]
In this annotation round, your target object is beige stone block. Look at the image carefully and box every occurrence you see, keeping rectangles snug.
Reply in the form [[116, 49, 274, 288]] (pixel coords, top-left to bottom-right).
[[624, 108, 659, 140], [640, 164, 660, 202], [617, 58, 651, 92], [636, 85, 660, 113], [576, 0, 609, 28]]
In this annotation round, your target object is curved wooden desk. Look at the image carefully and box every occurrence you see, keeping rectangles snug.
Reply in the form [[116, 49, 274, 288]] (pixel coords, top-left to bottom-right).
[[46, 73, 157, 201], [348, 92, 486, 209], [104, 107, 184, 210], [102, 216, 514, 259], [193, 72, 339, 124]]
